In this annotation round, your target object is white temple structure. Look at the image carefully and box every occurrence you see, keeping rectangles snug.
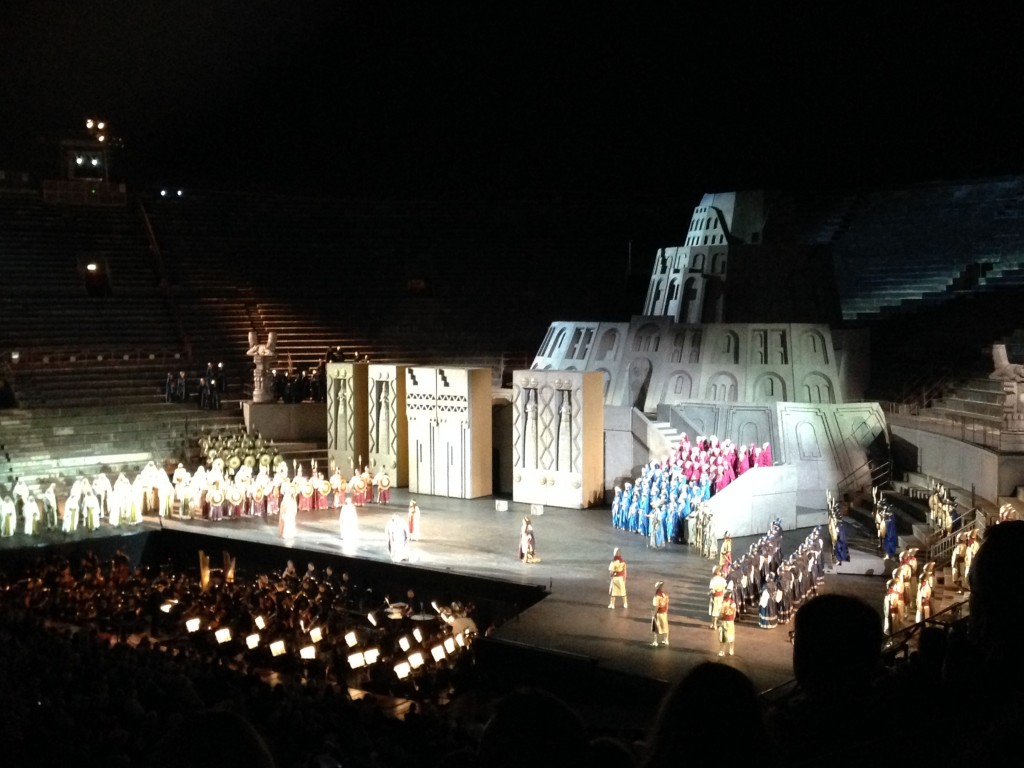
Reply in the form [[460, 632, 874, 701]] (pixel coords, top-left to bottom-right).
[[528, 191, 888, 532]]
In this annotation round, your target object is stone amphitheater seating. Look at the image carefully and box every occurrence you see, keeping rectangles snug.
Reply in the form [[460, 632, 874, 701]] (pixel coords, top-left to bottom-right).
[[832, 177, 1024, 321]]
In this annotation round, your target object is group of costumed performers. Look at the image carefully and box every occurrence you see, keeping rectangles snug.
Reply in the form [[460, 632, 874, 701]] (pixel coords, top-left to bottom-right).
[[698, 519, 827, 634], [752, 524, 827, 630], [884, 545, 929, 635], [610, 434, 774, 547], [1, 462, 171, 538]]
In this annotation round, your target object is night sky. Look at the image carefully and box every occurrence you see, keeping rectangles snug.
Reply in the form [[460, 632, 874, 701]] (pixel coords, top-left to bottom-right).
[[3, 4, 1023, 200]]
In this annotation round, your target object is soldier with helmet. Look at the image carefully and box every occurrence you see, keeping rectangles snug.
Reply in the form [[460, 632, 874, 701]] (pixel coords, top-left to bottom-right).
[[608, 547, 628, 609], [718, 589, 738, 656], [651, 581, 670, 646]]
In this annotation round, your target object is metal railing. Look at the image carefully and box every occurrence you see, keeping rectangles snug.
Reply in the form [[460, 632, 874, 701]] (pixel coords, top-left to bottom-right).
[[882, 597, 970, 663]]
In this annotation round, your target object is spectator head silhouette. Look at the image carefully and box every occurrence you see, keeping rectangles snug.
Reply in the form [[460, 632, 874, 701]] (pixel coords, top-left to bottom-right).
[[792, 593, 882, 701], [643, 662, 765, 768], [969, 520, 1024, 662], [146, 709, 275, 768], [477, 687, 587, 768]]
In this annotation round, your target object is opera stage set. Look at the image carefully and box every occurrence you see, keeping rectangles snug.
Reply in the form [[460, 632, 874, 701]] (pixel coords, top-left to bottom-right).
[[7, 170, 1024, 721]]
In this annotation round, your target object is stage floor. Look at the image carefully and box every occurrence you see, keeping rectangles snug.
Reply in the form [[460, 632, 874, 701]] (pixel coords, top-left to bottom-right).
[[2, 489, 886, 724]]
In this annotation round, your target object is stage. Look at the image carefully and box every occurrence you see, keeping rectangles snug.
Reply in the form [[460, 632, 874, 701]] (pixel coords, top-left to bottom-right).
[[0, 488, 886, 729]]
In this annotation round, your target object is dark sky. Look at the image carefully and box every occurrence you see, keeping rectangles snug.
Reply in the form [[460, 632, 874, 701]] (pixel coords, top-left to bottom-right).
[[3, 3, 1023, 199]]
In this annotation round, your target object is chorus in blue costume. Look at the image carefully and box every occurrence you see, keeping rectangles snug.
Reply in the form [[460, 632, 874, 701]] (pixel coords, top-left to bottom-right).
[[627, 499, 640, 533], [698, 473, 711, 502], [833, 520, 851, 563], [638, 489, 651, 537], [883, 512, 899, 558], [665, 493, 678, 542]]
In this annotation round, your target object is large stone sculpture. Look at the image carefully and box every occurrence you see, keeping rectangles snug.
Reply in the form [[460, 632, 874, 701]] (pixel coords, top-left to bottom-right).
[[990, 343, 1024, 433], [246, 331, 277, 403]]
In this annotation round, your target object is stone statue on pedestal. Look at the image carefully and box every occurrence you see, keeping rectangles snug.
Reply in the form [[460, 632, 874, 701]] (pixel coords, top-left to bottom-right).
[[246, 331, 277, 403], [989, 344, 1024, 433]]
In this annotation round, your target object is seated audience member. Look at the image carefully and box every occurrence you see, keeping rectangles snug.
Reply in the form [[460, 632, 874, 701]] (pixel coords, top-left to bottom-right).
[[643, 662, 768, 768], [145, 710, 276, 768], [477, 688, 588, 768], [769, 594, 895, 767]]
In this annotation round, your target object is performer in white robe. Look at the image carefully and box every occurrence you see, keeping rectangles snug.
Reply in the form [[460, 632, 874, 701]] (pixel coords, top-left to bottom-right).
[[112, 473, 132, 526], [129, 474, 146, 525], [43, 483, 58, 531], [83, 491, 101, 531], [339, 498, 359, 543], [279, 481, 298, 539], [386, 513, 410, 562], [63, 487, 81, 533], [93, 472, 112, 520], [0, 496, 16, 537], [22, 496, 40, 535]]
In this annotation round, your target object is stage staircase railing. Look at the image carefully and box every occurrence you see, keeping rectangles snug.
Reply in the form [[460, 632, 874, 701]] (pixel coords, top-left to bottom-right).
[[836, 458, 891, 499]]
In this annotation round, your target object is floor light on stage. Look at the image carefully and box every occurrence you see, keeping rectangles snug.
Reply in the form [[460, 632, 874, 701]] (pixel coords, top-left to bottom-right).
[[246, 633, 260, 649], [345, 630, 358, 648], [412, 627, 423, 643], [255, 615, 266, 630], [270, 640, 286, 657], [364, 648, 380, 665], [160, 600, 178, 614], [430, 644, 446, 663], [185, 618, 201, 633], [215, 628, 232, 644], [399, 636, 411, 652], [431, 601, 441, 613], [394, 661, 411, 680], [348, 651, 366, 669], [455, 633, 466, 648], [367, 612, 378, 627], [309, 627, 323, 644], [444, 637, 456, 655], [300, 645, 316, 660], [408, 651, 425, 670]]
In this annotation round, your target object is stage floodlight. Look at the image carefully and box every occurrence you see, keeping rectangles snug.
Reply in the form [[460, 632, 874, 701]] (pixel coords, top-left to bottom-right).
[[97, 135, 105, 142], [215, 628, 232, 644], [300, 645, 316, 660], [364, 648, 380, 665], [270, 640, 286, 657], [86, 263, 98, 272], [309, 627, 323, 643], [345, 630, 358, 647], [160, 190, 167, 197], [348, 651, 365, 669], [430, 645, 446, 662], [185, 618, 201, 633], [97, 121, 105, 130], [76, 156, 84, 165], [408, 652, 425, 669], [394, 661, 411, 680], [90, 158, 99, 167], [255, 615, 266, 629], [177, 190, 183, 196], [444, 637, 456, 654], [246, 633, 260, 649], [412, 627, 423, 643], [10, 351, 19, 363], [398, 636, 411, 652], [86, 119, 94, 129]]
